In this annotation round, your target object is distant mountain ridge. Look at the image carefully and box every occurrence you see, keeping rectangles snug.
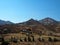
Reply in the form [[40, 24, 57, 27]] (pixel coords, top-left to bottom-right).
[[0, 17, 60, 34], [17, 17, 60, 33], [0, 17, 59, 25], [0, 20, 13, 25], [18, 17, 59, 26]]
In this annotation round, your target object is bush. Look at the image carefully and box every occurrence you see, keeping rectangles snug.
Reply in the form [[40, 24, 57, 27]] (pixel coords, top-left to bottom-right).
[[0, 37, 4, 42], [28, 36, 31, 42], [1, 41, 9, 45], [24, 37, 27, 42], [11, 37, 18, 43], [54, 38, 58, 42], [32, 36, 35, 42], [20, 38, 23, 42], [48, 37, 52, 42], [38, 38, 41, 42], [41, 38, 44, 42]]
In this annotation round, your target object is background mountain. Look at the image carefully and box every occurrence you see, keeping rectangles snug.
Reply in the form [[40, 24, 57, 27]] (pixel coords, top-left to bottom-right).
[[39, 17, 60, 33], [39, 17, 58, 25], [0, 20, 13, 25], [16, 18, 60, 34], [0, 17, 60, 34], [18, 19, 41, 26]]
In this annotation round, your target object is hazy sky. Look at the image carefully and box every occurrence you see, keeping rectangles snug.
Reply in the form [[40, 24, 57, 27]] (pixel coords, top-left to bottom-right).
[[0, 0, 60, 23]]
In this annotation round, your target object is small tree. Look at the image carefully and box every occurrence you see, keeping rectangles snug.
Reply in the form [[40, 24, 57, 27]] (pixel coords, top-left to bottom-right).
[[20, 38, 23, 42], [12, 37, 18, 43], [32, 36, 35, 42], [24, 37, 27, 42], [38, 38, 41, 42], [39, 31, 42, 36], [28, 36, 31, 42], [42, 38, 44, 42], [48, 37, 52, 42]]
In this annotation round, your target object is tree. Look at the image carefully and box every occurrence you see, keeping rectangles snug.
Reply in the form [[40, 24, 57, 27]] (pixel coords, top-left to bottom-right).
[[48, 37, 52, 42], [38, 38, 41, 42], [28, 36, 31, 42], [20, 38, 23, 42], [42, 38, 44, 42], [32, 36, 35, 42], [39, 31, 42, 36], [11, 37, 18, 43], [24, 37, 27, 42]]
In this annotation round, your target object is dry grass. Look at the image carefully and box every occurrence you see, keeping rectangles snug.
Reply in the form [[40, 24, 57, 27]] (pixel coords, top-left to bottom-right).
[[9, 42, 60, 45], [1, 33, 60, 45]]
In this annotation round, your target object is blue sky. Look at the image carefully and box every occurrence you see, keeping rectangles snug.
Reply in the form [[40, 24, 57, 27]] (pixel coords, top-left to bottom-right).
[[0, 0, 60, 23]]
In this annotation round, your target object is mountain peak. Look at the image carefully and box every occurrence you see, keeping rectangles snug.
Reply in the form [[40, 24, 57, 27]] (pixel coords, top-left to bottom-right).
[[18, 18, 40, 25], [28, 18, 36, 22], [43, 17, 56, 21], [40, 17, 58, 25]]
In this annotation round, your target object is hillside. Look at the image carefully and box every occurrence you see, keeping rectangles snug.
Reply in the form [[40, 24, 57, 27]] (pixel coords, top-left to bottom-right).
[[0, 17, 60, 35]]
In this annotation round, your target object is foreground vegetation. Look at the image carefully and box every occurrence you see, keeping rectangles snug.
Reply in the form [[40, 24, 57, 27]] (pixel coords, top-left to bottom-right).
[[0, 33, 60, 45]]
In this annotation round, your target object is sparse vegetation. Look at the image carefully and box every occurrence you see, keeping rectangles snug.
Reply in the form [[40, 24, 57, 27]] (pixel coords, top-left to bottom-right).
[[0, 18, 60, 45]]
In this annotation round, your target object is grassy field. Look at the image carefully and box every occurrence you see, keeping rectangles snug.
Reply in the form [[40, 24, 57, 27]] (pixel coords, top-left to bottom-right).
[[0, 41, 60, 45], [0, 33, 60, 45]]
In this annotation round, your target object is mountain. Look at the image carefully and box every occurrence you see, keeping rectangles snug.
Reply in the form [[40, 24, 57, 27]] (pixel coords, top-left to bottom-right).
[[0, 17, 60, 34], [18, 19, 41, 26], [0, 20, 13, 25], [0, 19, 52, 35], [39, 17, 58, 25], [39, 17, 60, 32]]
